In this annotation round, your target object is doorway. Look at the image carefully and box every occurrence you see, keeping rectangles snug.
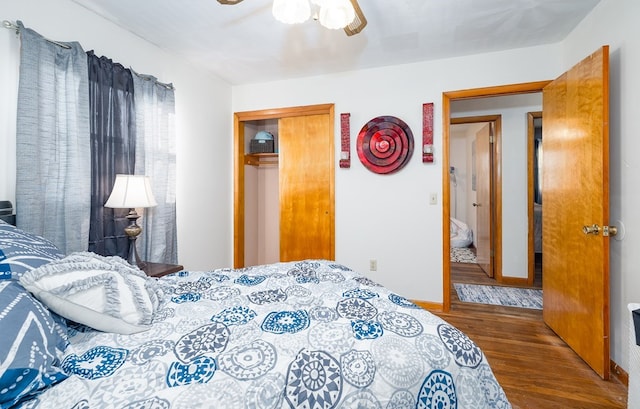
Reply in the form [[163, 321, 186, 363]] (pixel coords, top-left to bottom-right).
[[449, 116, 502, 282], [441, 81, 550, 311]]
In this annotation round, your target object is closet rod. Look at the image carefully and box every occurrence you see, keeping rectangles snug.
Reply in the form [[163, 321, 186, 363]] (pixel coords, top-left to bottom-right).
[[2, 20, 72, 49]]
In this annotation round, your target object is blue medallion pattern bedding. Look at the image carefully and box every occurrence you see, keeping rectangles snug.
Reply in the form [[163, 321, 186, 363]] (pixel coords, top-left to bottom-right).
[[15, 259, 510, 409]]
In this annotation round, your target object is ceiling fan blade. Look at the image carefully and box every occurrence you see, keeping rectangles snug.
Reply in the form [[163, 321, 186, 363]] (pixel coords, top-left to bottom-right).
[[217, 0, 244, 4], [344, 0, 367, 36]]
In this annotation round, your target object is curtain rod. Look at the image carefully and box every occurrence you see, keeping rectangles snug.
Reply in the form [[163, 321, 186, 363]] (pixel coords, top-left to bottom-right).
[[4, 20, 175, 90], [131, 69, 175, 90], [3, 20, 72, 49]]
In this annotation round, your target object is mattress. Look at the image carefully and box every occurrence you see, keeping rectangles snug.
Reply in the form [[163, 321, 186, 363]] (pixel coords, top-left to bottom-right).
[[22, 260, 510, 408]]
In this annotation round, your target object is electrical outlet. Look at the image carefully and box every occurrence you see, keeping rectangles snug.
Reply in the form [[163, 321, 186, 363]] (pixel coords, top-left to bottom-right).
[[369, 259, 377, 271], [429, 193, 437, 205]]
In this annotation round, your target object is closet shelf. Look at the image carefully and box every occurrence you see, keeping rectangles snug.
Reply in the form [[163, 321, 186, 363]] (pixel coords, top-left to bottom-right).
[[244, 153, 278, 167]]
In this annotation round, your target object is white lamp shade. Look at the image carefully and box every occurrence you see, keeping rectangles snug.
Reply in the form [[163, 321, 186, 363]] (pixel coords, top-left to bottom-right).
[[319, 0, 355, 29], [272, 0, 311, 24], [104, 174, 157, 209]]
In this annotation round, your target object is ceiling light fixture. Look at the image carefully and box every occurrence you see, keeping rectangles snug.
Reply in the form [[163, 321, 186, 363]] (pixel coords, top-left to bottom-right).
[[272, 0, 355, 30], [272, 0, 311, 25], [315, 0, 355, 30], [217, 0, 367, 36]]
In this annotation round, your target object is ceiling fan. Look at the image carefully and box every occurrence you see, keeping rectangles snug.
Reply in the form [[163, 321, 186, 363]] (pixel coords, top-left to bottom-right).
[[217, 0, 367, 36]]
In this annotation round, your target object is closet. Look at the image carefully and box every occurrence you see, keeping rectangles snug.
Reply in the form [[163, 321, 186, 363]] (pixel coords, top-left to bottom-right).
[[233, 104, 335, 268]]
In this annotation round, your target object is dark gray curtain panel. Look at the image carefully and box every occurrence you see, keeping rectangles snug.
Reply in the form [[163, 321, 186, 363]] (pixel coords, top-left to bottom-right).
[[15, 22, 91, 254], [87, 51, 136, 258]]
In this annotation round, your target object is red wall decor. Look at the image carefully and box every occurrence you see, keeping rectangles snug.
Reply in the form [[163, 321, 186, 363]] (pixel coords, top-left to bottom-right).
[[356, 115, 414, 174], [339, 113, 351, 168], [422, 102, 434, 163]]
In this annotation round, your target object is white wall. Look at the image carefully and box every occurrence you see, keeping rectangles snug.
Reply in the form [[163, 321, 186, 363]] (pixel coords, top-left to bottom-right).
[[449, 128, 468, 223], [0, 0, 233, 271], [232, 45, 561, 302], [561, 0, 640, 374]]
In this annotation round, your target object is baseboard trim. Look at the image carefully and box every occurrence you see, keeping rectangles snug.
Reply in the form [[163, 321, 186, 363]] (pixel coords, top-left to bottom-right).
[[611, 359, 629, 386], [499, 276, 530, 286], [412, 300, 443, 312]]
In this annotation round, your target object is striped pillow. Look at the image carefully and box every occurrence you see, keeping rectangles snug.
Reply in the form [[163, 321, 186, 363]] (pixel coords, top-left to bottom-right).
[[20, 252, 163, 335]]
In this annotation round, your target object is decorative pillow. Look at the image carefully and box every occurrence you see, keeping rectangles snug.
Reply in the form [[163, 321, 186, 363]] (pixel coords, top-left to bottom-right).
[[0, 220, 64, 281], [0, 281, 68, 407], [19, 252, 163, 335]]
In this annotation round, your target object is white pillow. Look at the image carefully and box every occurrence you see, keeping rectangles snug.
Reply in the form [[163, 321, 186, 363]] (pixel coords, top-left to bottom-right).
[[20, 252, 163, 334]]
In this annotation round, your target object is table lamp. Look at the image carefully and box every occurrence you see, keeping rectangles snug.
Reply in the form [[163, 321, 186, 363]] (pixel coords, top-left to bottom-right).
[[104, 174, 157, 268]]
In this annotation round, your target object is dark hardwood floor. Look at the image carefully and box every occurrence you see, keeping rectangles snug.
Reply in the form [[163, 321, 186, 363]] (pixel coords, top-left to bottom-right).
[[434, 260, 627, 409]]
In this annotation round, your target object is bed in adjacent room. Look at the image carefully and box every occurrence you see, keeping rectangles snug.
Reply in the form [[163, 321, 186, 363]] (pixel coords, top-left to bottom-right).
[[0, 220, 511, 408], [450, 217, 473, 249]]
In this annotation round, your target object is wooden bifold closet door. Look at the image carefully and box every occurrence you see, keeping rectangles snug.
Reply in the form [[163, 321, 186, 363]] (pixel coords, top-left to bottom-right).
[[278, 114, 334, 262]]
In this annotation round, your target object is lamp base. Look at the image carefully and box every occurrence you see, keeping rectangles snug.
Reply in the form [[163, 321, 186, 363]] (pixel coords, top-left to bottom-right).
[[124, 209, 146, 269]]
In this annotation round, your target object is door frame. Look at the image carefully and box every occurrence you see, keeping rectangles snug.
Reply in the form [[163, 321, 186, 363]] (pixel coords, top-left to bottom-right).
[[450, 116, 502, 281], [527, 111, 543, 287], [442, 81, 551, 311], [233, 103, 335, 268]]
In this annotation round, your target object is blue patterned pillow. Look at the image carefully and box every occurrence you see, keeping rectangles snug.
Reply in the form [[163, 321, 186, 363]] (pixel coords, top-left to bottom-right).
[[0, 221, 64, 280], [0, 281, 69, 407]]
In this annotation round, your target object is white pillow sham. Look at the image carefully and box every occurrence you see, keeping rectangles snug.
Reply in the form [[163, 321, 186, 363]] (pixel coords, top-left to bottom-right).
[[20, 252, 163, 334]]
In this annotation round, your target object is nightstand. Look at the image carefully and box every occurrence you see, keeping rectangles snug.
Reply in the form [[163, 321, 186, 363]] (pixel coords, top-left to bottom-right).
[[142, 262, 184, 278]]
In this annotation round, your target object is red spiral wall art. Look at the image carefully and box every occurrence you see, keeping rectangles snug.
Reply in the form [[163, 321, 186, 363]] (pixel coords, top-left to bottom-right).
[[356, 115, 414, 174]]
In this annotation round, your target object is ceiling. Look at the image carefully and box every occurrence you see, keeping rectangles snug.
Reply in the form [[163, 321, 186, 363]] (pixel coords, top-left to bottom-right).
[[71, 0, 601, 85]]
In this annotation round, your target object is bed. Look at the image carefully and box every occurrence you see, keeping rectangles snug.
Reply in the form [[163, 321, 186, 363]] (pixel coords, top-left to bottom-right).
[[450, 217, 473, 248], [0, 220, 511, 408]]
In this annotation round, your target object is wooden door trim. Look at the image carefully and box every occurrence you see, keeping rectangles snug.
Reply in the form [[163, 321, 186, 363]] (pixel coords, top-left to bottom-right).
[[235, 104, 335, 121], [450, 116, 502, 283], [233, 103, 335, 268], [527, 111, 543, 287], [442, 81, 551, 312]]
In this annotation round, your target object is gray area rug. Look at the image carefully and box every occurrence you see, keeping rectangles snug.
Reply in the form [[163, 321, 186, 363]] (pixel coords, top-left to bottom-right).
[[454, 283, 543, 310], [450, 247, 477, 263]]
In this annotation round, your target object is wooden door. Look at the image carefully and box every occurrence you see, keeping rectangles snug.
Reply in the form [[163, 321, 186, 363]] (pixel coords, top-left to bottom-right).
[[278, 114, 334, 262], [475, 123, 493, 277], [542, 46, 610, 379]]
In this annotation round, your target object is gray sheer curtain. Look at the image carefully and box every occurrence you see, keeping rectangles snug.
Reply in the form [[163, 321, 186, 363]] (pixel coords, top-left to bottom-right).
[[132, 74, 177, 264], [15, 22, 91, 254]]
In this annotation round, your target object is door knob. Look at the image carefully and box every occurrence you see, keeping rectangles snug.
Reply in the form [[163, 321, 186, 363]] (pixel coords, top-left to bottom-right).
[[582, 224, 618, 236], [472, 202, 480, 207], [583, 224, 600, 235]]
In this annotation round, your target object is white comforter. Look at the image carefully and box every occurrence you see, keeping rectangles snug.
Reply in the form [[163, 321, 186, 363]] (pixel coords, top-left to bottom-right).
[[25, 260, 510, 409]]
